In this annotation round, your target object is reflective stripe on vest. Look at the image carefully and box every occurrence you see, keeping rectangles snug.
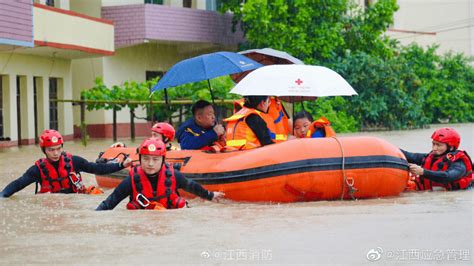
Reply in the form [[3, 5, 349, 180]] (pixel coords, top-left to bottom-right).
[[267, 97, 289, 142]]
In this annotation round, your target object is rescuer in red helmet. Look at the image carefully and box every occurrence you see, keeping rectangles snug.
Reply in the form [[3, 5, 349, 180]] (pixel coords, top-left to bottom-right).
[[96, 138, 225, 210], [401, 127, 472, 191], [0, 130, 132, 198]]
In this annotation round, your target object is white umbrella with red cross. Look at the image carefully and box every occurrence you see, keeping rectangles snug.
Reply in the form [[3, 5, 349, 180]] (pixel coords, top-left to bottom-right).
[[229, 65, 357, 98]]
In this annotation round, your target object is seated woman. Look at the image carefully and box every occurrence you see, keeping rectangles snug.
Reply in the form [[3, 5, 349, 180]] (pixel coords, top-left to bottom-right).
[[225, 96, 276, 150], [293, 111, 336, 138]]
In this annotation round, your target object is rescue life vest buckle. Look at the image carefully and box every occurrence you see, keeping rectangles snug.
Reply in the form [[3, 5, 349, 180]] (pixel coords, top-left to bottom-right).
[[69, 172, 85, 191], [136, 193, 150, 208]]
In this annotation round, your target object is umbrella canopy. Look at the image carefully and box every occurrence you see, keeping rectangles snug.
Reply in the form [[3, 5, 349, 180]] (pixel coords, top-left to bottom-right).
[[230, 65, 357, 97], [240, 48, 304, 65], [152, 51, 263, 93], [231, 48, 304, 83]]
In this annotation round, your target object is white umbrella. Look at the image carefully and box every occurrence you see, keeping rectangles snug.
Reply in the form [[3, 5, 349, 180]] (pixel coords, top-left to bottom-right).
[[230, 65, 357, 97]]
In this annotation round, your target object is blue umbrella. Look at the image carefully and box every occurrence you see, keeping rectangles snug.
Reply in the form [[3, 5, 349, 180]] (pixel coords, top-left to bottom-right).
[[151, 51, 263, 104]]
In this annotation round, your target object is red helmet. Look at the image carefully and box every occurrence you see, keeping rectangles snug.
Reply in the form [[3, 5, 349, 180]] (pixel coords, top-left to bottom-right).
[[431, 127, 461, 149], [151, 122, 175, 142], [39, 129, 63, 148], [138, 138, 166, 156]]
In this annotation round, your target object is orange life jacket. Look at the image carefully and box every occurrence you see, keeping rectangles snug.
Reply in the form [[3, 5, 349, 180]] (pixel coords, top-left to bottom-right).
[[234, 97, 289, 142], [224, 107, 277, 150], [35, 152, 83, 193], [267, 97, 290, 142], [417, 150, 473, 191], [233, 98, 245, 113], [306, 117, 336, 138], [126, 164, 186, 210]]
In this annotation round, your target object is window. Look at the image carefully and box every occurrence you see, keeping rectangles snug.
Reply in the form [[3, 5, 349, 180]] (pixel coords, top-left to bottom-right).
[[146, 71, 164, 83], [0, 77, 3, 137], [144, 0, 163, 4], [46, 0, 55, 7], [49, 78, 58, 130], [183, 0, 192, 8], [206, 0, 219, 11]]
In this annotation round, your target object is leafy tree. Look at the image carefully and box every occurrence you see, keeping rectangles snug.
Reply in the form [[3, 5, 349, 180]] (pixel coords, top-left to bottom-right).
[[221, 0, 474, 130], [221, 0, 398, 63]]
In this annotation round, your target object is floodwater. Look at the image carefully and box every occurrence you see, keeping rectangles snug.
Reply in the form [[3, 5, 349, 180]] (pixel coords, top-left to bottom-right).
[[0, 124, 472, 265]]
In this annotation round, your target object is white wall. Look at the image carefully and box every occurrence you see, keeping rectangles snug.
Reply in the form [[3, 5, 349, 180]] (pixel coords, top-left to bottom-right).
[[102, 43, 184, 124], [71, 57, 105, 126], [387, 0, 472, 56], [0, 53, 73, 140], [70, 0, 102, 18]]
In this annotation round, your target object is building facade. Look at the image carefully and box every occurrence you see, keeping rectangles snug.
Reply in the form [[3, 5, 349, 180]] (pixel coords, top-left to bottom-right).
[[72, 0, 242, 139], [0, 0, 241, 146], [3, 0, 471, 147], [0, 0, 114, 147]]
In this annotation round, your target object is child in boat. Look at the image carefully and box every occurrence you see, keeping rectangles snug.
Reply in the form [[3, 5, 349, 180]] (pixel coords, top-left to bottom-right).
[[0, 130, 131, 198], [293, 111, 335, 139], [401, 127, 472, 191], [96, 138, 225, 210]]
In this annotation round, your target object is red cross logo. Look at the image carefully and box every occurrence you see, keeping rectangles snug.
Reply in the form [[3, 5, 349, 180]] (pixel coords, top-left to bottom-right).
[[295, 79, 303, 85]]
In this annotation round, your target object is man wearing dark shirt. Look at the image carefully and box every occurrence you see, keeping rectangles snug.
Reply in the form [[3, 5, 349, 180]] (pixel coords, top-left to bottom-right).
[[0, 129, 131, 198], [176, 100, 225, 150], [96, 138, 224, 210]]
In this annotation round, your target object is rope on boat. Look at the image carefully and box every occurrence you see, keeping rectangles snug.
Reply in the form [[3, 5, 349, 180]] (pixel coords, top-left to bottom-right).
[[332, 136, 357, 200]]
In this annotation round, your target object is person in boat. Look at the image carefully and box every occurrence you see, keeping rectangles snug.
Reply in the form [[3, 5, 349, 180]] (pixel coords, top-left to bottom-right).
[[0, 130, 132, 198], [95, 138, 225, 210], [234, 96, 291, 143], [402, 127, 472, 191], [109, 122, 177, 150], [224, 95, 276, 150], [151, 122, 178, 151], [176, 100, 225, 150], [293, 111, 336, 138]]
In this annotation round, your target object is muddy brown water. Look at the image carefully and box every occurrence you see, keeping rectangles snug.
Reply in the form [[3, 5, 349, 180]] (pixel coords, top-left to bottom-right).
[[0, 124, 472, 264]]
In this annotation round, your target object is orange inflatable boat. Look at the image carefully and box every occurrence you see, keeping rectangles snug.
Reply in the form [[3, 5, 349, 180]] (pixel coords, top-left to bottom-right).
[[95, 136, 409, 203]]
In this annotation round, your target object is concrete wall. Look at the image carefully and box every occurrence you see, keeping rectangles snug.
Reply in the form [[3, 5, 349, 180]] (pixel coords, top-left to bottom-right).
[[0, 53, 73, 142], [72, 43, 183, 126], [70, 0, 102, 18], [71, 57, 105, 127], [34, 4, 115, 54], [387, 0, 472, 56]]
